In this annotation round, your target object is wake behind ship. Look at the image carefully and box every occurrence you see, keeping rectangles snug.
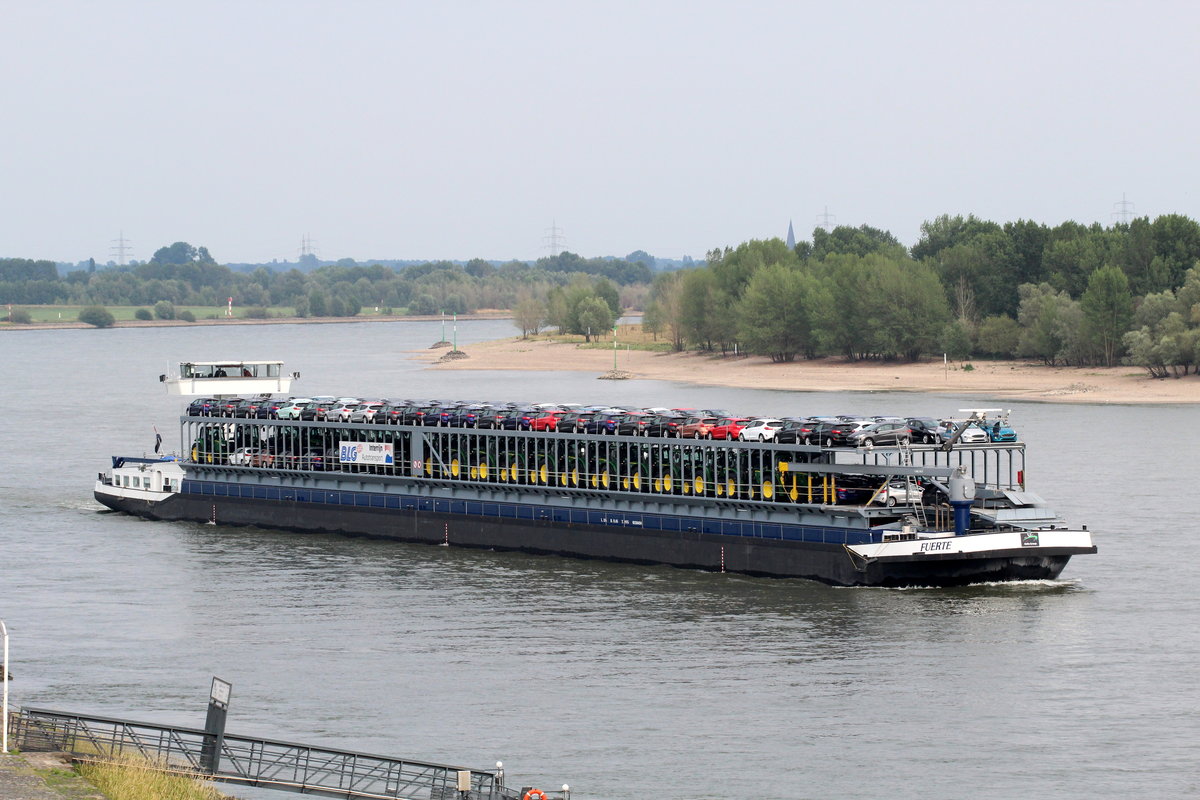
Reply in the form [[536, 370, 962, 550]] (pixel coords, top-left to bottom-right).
[[96, 362, 1096, 587]]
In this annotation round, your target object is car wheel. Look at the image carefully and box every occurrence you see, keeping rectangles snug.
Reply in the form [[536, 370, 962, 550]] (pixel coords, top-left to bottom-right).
[[863, 437, 875, 447], [900, 437, 910, 445], [758, 434, 766, 442], [737, 433, 745, 441], [886, 496, 898, 507], [705, 432, 714, 440], [823, 437, 833, 447], [803, 436, 811, 445]]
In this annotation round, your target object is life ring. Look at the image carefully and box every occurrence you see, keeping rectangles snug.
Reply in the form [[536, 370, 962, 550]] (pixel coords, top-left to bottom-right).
[[523, 790, 548, 800]]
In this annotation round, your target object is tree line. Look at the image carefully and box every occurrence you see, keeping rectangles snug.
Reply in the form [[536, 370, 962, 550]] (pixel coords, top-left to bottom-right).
[[0, 245, 653, 319], [634, 216, 1200, 377]]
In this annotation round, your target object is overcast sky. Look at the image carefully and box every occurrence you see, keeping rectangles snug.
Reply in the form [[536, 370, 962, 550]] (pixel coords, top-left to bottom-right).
[[3, 1, 1196, 265]]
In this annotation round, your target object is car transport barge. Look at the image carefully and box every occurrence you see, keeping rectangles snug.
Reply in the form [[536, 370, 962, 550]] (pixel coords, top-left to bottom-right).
[[95, 400, 1096, 587]]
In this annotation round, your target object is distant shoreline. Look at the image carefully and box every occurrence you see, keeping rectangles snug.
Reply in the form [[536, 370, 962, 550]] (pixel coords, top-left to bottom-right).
[[0, 310, 513, 331], [424, 336, 1200, 405]]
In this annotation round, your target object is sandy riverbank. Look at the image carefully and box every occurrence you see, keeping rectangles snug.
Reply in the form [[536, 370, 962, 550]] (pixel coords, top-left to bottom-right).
[[423, 337, 1200, 404]]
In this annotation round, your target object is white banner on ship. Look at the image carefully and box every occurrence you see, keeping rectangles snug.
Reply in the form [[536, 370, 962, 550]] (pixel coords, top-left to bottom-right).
[[338, 441, 394, 465]]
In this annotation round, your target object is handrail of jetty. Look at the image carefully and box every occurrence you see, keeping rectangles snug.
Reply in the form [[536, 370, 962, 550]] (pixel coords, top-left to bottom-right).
[[11, 706, 522, 800]]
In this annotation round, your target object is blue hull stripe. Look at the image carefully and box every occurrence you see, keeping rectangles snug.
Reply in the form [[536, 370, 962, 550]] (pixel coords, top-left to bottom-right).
[[181, 479, 875, 546]]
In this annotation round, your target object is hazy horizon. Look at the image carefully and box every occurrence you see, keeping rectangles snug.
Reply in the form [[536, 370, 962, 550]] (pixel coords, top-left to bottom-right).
[[4, 1, 1197, 265]]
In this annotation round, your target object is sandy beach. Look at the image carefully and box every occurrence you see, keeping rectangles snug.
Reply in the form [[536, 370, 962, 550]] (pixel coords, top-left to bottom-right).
[[425, 336, 1200, 404]]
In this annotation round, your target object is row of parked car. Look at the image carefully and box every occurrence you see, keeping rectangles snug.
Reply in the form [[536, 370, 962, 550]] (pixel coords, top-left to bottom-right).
[[186, 396, 1018, 447]]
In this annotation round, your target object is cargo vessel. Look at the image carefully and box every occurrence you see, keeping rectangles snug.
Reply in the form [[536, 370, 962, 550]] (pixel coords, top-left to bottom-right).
[[94, 365, 1096, 587]]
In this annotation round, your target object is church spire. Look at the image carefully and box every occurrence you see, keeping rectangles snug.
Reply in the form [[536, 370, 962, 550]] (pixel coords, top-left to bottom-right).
[[786, 219, 796, 250]]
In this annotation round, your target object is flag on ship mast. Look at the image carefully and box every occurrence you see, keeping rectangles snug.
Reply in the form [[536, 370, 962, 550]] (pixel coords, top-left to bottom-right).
[[154, 426, 162, 454]]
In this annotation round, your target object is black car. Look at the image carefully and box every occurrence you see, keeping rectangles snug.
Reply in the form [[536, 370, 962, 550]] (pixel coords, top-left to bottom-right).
[[845, 421, 912, 448], [230, 398, 262, 418], [211, 397, 248, 417], [300, 400, 337, 421], [644, 413, 687, 438], [906, 417, 947, 444], [816, 419, 869, 447], [555, 411, 594, 433], [775, 418, 822, 445], [615, 412, 652, 436]]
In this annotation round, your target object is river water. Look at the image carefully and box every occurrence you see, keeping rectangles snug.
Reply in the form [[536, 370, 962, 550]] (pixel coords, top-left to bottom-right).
[[1, 320, 1197, 799]]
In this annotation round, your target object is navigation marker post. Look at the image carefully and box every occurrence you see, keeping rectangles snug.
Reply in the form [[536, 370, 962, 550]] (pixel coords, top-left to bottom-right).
[[200, 677, 232, 773], [612, 324, 618, 370]]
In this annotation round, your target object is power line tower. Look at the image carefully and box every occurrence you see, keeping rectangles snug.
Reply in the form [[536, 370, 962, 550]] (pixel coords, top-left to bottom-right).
[[543, 220, 565, 257], [110, 230, 133, 265], [299, 234, 319, 262], [1111, 193, 1135, 225], [816, 206, 836, 231]]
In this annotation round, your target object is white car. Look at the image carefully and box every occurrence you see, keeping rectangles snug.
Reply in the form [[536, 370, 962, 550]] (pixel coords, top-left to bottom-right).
[[229, 447, 264, 466], [276, 398, 312, 420], [331, 398, 361, 422], [942, 421, 990, 443], [349, 401, 386, 423], [873, 481, 923, 507], [738, 418, 784, 441]]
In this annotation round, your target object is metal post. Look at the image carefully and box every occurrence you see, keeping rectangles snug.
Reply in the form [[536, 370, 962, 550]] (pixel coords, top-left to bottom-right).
[[1, 620, 7, 754], [612, 324, 617, 370], [453, 313, 457, 351], [441, 310, 446, 343], [201, 677, 232, 773]]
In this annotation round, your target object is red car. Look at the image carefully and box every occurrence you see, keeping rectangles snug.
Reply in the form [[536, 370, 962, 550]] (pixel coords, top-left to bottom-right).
[[679, 416, 718, 439], [708, 417, 751, 440], [529, 410, 567, 431]]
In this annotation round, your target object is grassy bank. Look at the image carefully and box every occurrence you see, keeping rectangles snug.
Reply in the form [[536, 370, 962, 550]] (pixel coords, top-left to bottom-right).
[[76, 755, 224, 800], [525, 322, 674, 352]]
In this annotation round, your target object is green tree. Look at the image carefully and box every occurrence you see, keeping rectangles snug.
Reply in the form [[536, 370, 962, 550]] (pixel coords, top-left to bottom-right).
[[134, 308, 153, 320], [736, 263, 819, 362], [811, 224, 903, 259], [644, 270, 686, 350], [941, 319, 973, 360], [976, 315, 1021, 357], [512, 294, 545, 338], [8, 308, 32, 324], [1080, 265, 1134, 366], [576, 296, 615, 342], [1016, 283, 1078, 365], [678, 269, 733, 351], [154, 300, 176, 320], [78, 306, 116, 327]]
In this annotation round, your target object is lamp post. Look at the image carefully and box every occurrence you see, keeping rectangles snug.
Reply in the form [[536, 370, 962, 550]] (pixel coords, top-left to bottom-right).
[[1, 619, 8, 754]]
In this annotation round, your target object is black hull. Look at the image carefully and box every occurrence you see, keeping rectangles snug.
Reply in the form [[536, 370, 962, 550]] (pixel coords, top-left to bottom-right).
[[95, 490, 1074, 588]]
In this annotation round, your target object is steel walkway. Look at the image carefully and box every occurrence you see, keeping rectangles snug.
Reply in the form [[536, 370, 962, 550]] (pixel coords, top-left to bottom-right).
[[12, 707, 523, 800]]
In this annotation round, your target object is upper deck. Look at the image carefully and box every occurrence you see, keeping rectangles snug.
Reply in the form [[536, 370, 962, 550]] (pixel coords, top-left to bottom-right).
[[162, 361, 297, 397], [177, 415, 1039, 534]]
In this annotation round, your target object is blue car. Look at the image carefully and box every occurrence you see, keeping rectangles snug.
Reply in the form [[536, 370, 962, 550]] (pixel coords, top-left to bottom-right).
[[975, 420, 1018, 443]]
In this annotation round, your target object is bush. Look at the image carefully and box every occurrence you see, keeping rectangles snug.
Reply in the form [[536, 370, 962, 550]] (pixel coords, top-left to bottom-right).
[[134, 308, 153, 320], [153, 300, 176, 320], [79, 306, 116, 328], [8, 308, 32, 324], [242, 307, 271, 319], [178, 310, 196, 322]]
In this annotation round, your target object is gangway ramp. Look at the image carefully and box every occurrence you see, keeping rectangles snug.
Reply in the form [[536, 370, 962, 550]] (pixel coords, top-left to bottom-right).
[[13, 707, 522, 800]]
